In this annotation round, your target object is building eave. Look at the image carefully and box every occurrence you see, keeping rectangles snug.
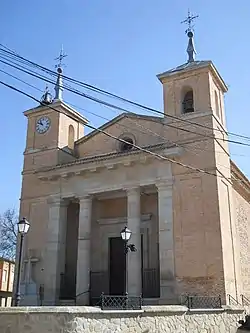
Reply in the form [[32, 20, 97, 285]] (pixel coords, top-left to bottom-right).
[[157, 60, 228, 93], [34, 142, 183, 181], [24, 100, 88, 124]]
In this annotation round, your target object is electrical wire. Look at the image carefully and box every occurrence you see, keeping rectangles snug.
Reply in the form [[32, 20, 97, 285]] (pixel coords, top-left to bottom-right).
[[0, 64, 249, 180], [1, 56, 250, 151], [0, 45, 250, 142], [0, 77, 238, 184]]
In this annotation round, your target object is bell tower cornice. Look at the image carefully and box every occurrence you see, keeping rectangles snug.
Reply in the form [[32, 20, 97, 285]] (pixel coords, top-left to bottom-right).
[[23, 100, 88, 125], [157, 60, 228, 93]]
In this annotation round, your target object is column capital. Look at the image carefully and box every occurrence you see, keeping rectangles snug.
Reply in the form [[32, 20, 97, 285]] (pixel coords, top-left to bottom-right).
[[78, 194, 92, 203], [47, 196, 69, 207], [47, 195, 63, 206], [124, 186, 140, 196], [155, 178, 174, 191]]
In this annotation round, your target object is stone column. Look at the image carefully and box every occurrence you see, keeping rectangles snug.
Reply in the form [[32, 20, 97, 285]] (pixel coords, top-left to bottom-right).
[[126, 187, 141, 296], [156, 180, 176, 304], [44, 196, 68, 305], [76, 195, 92, 305]]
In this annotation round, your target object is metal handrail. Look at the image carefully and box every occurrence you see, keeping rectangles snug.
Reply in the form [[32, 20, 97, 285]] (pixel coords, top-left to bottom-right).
[[228, 294, 240, 305], [240, 294, 250, 306]]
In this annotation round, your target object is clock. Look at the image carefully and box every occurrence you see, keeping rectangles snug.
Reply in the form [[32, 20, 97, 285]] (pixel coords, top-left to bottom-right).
[[36, 116, 51, 134]]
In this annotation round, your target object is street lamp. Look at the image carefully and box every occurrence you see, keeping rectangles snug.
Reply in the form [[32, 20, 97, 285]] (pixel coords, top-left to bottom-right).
[[120, 226, 132, 243], [120, 226, 137, 297], [14, 217, 30, 306]]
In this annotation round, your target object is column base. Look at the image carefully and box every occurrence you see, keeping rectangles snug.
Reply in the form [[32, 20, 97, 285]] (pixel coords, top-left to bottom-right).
[[75, 291, 90, 305], [159, 283, 179, 305], [43, 289, 58, 306]]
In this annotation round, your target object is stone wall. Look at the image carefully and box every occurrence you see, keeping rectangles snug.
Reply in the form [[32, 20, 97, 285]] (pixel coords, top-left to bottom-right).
[[234, 189, 250, 297], [0, 305, 248, 333]]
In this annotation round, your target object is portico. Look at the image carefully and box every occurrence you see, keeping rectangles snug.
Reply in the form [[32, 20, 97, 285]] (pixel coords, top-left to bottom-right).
[[43, 173, 175, 306]]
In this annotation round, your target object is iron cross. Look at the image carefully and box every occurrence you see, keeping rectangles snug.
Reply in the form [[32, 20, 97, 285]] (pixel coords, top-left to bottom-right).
[[181, 9, 199, 34], [55, 46, 67, 69]]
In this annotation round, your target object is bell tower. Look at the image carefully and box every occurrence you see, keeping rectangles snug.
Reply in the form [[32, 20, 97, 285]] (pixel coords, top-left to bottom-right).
[[23, 49, 88, 171], [157, 11, 228, 129], [156, 12, 240, 303]]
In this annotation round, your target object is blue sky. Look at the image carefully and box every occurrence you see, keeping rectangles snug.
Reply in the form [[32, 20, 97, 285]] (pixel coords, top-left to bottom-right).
[[0, 0, 249, 212]]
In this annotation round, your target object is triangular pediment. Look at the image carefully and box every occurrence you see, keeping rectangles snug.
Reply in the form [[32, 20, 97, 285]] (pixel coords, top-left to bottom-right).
[[75, 112, 164, 158]]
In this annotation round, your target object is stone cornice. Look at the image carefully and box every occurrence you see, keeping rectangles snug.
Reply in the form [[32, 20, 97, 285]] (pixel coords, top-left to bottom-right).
[[35, 144, 182, 181], [24, 100, 88, 125], [157, 61, 227, 93], [97, 214, 152, 225]]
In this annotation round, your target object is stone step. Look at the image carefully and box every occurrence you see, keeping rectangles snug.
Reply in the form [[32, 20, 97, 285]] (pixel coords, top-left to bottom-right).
[[143, 298, 160, 305], [58, 299, 76, 306]]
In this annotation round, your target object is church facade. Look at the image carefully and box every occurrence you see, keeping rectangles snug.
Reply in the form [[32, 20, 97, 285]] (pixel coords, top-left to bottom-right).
[[17, 32, 250, 306]]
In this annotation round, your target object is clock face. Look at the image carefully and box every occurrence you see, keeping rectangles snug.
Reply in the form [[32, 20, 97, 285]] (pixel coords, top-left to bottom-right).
[[36, 116, 51, 134]]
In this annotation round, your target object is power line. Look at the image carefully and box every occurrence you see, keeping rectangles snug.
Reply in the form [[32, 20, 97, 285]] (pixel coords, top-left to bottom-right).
[[0, 45, 250, 142], [2, 66, 249, 167], [1, 66, 249, 178], [0, 77, 238, 183], [1, 56, 250, 150]]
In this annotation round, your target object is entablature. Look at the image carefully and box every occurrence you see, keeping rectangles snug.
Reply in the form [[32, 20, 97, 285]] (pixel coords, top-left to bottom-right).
[[35, 144, 182, 181]]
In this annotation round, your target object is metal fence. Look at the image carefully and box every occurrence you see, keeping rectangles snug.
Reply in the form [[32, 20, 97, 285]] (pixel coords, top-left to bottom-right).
[[100, 293, 142, 310], [181, 295, 222, 309]]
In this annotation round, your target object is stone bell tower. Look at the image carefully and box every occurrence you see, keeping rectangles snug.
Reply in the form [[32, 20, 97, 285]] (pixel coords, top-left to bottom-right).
[[156, 11, 240, 303], [23, 50, 88, 173], [17, 50, 88, 305]]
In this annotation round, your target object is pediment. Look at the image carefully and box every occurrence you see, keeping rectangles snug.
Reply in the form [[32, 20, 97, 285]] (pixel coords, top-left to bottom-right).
[[75, 112, 165, 158]]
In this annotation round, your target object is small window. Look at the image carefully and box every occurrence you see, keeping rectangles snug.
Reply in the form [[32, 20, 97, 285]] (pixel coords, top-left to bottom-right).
[[2, 270, 7, 283], [214, 90, 220, 117], [182, 90, 194, 113], [120, 137, 134, 152], [68, 125, 75, 150]]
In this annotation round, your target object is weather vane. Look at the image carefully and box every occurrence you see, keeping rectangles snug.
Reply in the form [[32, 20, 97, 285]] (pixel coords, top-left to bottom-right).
[[55, 45, 67, 69], [181, 9, 199, 34]]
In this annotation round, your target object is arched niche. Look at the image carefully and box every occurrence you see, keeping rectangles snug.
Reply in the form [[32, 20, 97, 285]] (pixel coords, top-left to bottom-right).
[[68, 125, 75, 150]]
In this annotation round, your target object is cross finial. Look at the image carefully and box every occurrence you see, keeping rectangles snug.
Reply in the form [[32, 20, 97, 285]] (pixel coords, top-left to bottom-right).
[[181, 9, 199, 34], [181, 10, 198, 63], [54, 46, 66, 101], [55, 45, 67, 69]]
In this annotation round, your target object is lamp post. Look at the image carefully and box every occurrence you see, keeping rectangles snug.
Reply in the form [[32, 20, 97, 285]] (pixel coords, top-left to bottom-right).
[[14, 217, 30, 306], [120, 226, 136, 296]]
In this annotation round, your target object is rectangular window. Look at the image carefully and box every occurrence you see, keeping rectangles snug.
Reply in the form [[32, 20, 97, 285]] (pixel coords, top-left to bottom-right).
[[2, 270, 8, 283]]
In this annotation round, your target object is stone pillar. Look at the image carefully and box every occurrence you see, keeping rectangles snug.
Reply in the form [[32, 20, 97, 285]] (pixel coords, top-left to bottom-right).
[[126, 187, 141, 296], [156, 180, 176, 304], [44, 196, 68, 305], [76, 195, 92, 305]]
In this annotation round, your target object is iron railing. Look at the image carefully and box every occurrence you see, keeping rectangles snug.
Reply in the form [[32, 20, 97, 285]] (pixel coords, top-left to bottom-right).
[[181, 295, 222, 309], [228, 294, 240, 306], [241, 294, 250, 306], [100, 293, 142, 310]]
